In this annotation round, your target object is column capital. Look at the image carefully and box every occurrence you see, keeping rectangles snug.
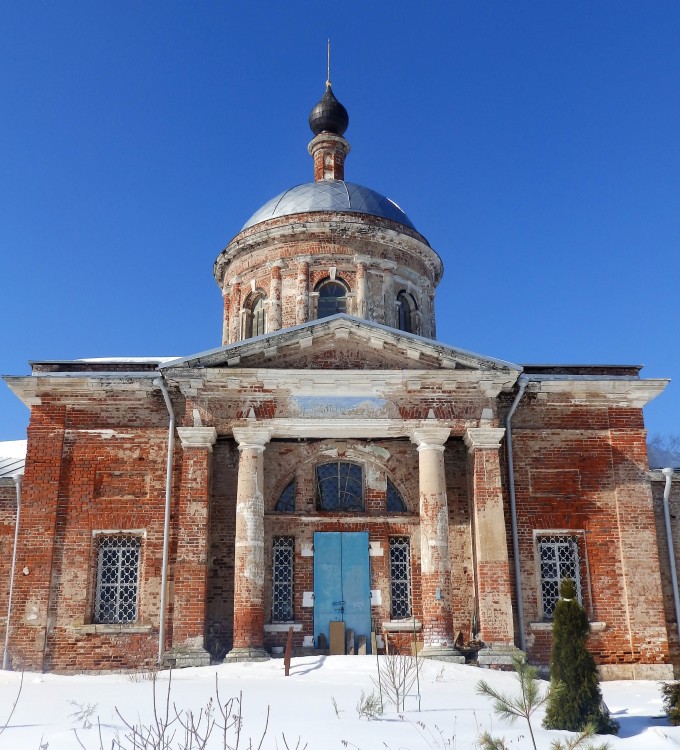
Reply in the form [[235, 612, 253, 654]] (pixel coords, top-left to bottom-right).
[[177, 427, 218, 450], [411, 427, 451, 452], [463, 426, 506, 453], [233, 426, 271, 452]]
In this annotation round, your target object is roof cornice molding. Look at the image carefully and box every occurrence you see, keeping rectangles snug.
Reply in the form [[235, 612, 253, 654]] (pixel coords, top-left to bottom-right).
[[214, 215, 441, 286], [165, 367, 518, 399], [525, 377, 669, 407]]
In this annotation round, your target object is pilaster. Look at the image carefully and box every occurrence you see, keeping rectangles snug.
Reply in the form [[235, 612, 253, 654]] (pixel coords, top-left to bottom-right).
[[269, 262, 282, 332], [221, 289, 230, 346], [166, 426, 217, 667], [356, 261, 368, 318], [464, 426, 517, 661], [229, 282, 241, 344], [296, 260, 310, 325]]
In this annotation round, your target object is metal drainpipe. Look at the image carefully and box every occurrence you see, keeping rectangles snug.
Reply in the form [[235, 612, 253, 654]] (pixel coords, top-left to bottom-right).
[[154, 375, 175, 666], [3, 472, 23, 670], [661, 468, 680, 648], [505, 375, 529, 652]]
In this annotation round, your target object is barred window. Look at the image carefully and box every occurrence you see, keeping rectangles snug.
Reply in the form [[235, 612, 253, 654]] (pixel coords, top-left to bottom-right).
[[272, 536, 295, 622], [316, 462, 364, 511], [538, 535, 582, 620], [275, 479, 296, 512], [386, 479, 407, 512], [389, 536, 412, 619], [94, 535, 141, 624]]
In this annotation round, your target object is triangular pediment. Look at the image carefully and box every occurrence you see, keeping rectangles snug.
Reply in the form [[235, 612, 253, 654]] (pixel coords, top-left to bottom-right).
[[160, 315, 520, 373]]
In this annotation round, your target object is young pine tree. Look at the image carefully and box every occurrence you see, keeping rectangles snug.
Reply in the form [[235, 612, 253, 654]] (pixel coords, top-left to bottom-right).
[[543, 579, 618, 735]]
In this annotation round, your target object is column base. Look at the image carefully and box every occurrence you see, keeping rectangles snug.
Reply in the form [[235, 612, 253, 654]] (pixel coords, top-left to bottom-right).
[[163, 646, 211, 669], [477, 644, 524, 670], [418, 646, 465, 664], [223, 646, 270, 663]]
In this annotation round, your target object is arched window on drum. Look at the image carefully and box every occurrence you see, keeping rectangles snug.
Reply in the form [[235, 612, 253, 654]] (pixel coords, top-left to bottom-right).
[[245, 292, 267, 338], [316, 279, 349, 319], [397, 291, 417, 334]]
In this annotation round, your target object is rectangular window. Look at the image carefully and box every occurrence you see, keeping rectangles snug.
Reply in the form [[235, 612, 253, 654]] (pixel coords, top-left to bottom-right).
[[538, 535, 582, 620], [94, 535, 141, 624], [389, 536, 412, 619], [272, 536, 295, 622]]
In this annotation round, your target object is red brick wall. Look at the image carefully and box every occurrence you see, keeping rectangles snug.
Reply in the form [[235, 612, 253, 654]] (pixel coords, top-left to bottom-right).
[[512, 396, 669, 670]]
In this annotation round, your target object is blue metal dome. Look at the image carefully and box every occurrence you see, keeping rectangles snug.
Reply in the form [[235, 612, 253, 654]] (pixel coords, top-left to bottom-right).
[[241, 180, 417, 232]]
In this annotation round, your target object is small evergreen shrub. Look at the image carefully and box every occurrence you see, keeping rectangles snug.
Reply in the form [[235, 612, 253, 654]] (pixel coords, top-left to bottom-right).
[[543, 579, 618, 735], [660, 681, 680, 725]]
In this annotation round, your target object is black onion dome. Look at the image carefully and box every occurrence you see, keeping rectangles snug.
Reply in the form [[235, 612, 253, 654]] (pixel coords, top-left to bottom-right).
[[308, 83, 349, 136]]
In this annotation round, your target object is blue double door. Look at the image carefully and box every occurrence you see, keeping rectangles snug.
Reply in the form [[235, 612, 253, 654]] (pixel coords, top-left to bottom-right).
[[313, 531, 371, 653]]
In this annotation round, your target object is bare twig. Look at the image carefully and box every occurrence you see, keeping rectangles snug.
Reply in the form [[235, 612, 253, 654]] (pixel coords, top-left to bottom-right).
[[0, 670, 24, 737]]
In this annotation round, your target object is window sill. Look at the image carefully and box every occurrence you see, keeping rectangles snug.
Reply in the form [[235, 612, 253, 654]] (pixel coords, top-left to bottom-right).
[[70, 623, 155, 635], [529, 621, 606, 633], [382, 618, 422, 633], [264, 622, 303, 633]]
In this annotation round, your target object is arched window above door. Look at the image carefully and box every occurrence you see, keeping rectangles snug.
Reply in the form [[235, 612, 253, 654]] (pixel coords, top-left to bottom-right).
[[387, 479, 407, 512], [316, 279, 348, 319], [275, 479, 296, 512], [316, 461, 363, 511]]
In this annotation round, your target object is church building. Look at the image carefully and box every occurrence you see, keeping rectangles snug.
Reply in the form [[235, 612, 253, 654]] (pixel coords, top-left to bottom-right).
[[1, 81, 675, 678]]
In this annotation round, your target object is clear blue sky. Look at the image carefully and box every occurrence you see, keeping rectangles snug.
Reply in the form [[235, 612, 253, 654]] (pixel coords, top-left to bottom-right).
[[1, 2, 679, 441]]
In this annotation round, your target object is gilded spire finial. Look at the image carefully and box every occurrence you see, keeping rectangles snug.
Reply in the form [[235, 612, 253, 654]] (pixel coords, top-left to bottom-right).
[[326, 39, 331, 88]]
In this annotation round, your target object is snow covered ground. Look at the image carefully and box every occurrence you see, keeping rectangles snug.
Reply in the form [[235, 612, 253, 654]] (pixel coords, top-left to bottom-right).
[[0, 656, 676, 749]]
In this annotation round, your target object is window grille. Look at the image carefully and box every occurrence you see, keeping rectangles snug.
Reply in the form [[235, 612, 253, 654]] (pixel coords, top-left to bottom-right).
[[272, 536, 295, 622], [317, 281, 347, 318], [389, 536, 412, 618], [386, 478, 407, 512], [275, 479, 296, 512], [94, 535, 141, 624], [316, 462, 364, 511], [538, 535, 582, 619]]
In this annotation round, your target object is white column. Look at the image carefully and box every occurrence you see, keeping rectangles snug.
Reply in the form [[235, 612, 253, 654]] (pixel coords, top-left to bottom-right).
[[412, 427, 463, 661]]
